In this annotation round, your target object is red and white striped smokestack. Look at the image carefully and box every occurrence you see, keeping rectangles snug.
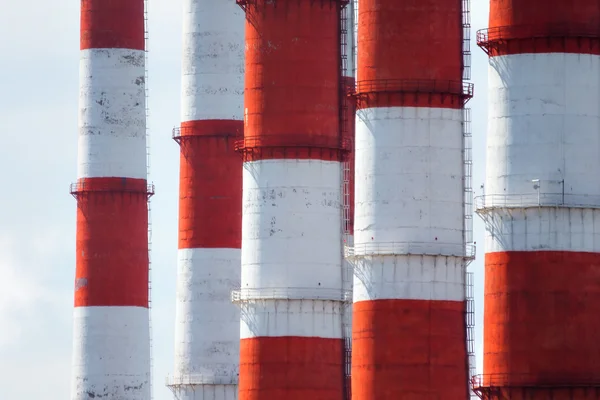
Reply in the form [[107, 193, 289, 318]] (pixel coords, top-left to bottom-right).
[[473, 1, 600, 398], [234, 0, 349, 398], [167, 1, 244, 399], [350, 0, 474, 398], [70, 0, 152, 398]]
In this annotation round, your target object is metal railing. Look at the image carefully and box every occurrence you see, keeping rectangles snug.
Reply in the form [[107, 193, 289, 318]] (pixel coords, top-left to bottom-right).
[[231, 287, 352, 303], [345, 242, 476, 259], [236, 0, 348, 11], [172, 126, 241, 141], [354, 79, 474, 99], [70, 180, 155, 197], [165, 373, 236, 387], [477, 24, 600, 53], [475, 193, 600, 211], [471, 374, 600, 390], [234, 135, 352, 152]]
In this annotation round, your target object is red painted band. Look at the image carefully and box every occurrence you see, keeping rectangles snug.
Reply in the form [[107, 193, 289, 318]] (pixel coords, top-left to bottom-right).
[[357, 0, 463, 86], [239, 336, 344, 399], [74, 177, 149, 307], [178, 135, 242, 249], [489, 0, 600, 33], [484, 251, 600, 385], [479, 26, 600, 56], [72, 177, 151, 195], [81, 0, 145, 50], [354, 80, 471, 110], [243, 0, 341, 161], [352, 299, 469, 400], [237, 135, 349, 162], [178, 120, 243, 138], [483, 1, 600, 56]]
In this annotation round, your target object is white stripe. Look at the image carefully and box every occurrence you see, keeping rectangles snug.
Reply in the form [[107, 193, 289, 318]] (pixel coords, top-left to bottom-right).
[[78, 48, 147, 179], [181, 0, 245, 121], [486, 53, 600, 201], [240, 299, 343, 339], [483, 207, 600, 253], [71, 306, 150, 400], [241, 160, 342, 291], [354, 107, 464, 251], [353, 255, 465, 302], [173, 248, 240, 381]]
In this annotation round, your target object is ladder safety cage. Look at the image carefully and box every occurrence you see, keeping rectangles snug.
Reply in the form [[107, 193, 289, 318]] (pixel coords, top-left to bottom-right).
[[340, 4, 354, 400], [462, 0, 472, 80], [143, 1, 154, 399], [462, 107, 474, 263], [466, 272, 477, 399]]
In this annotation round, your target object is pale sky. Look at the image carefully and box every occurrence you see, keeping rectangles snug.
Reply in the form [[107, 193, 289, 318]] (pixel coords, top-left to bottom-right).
[[0, 1, 490, 398]]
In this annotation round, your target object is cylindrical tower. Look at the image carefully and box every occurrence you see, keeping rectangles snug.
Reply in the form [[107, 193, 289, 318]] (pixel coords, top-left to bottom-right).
[[350, 0, 474, 398], [70, 0, 152, 399], [473, 1, 600, 399], [234, 0, 349, 398], [167, 1, 245, 399], [340, 1, 356, 398]]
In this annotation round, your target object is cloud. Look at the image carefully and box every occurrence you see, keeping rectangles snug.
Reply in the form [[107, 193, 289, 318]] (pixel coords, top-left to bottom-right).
[[0, 228, 74, 398]]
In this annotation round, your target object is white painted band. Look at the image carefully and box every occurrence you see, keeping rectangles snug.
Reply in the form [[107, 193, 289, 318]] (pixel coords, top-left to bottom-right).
[[241, 160, 343, 292], [78, 48, 147, 180], [482, 207, 600, 253], [352, 255, 466, 302], [173, 248, 240, 380], [240, 299, 343, 339], [354, 106, 464, 249], [181, 0, 245, 122], [486, 53, 600, 201], [71, 306, 150, 400]]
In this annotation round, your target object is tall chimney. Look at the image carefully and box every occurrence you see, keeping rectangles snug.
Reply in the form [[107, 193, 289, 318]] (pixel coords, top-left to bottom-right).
[[350, 0, 474, 397], [473, 1, 600, 398], [167, 1, 245, 399], [234, 0, 350, 398], [70, 0, 153, 398]]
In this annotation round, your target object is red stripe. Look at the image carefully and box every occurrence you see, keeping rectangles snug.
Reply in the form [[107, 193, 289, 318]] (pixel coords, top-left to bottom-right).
[[239, 336, 344, 399], [73, 177, 149, 307], [484, 1, 600, 56], [356, 0, 464, 109], [352, 299, 468, 399], [484, 251, 600, 386], [243, 1, 342, 161], [179, 120, 243, 138], [342, 76, 355, 233], [177, 126, 242, 249], [81, 0, 145, 50]]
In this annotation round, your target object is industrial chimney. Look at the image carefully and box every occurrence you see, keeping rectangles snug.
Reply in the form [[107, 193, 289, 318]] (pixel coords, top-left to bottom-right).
[[349, 0, 475, 398], [473, 1, 600, 398], [70, 0, 153, 398], [166, 1, 245, 399], [233, 0, 350, 398]]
